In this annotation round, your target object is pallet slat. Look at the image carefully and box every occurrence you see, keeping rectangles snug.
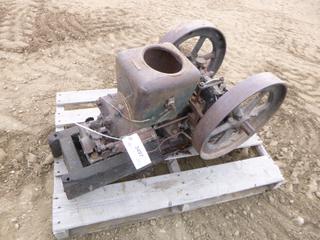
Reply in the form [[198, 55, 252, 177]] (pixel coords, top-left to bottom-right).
[[55, 108, 100, 127], [53, 156, 282, 236], [56, 89, 117, 105], [239, 134, 262, 148]]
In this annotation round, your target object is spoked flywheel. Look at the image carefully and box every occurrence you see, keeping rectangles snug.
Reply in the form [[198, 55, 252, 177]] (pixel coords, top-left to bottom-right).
[[159, 20, 226, 75], [192, 72, 287, 160]]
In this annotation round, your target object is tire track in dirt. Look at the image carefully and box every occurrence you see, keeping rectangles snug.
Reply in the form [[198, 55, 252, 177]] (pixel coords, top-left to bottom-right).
[[28, 9, 88, 52], [0, 0, 43, 52], [30, 6, 134, 51], [256, 195, 320, 239], [0, 1, 144, 53]]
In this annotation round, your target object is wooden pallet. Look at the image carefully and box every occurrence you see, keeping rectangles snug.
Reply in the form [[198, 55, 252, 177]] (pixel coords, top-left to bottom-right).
[[52, 89, 284, 239]]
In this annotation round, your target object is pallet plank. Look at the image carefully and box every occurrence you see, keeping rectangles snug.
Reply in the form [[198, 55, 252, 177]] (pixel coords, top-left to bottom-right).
[[167, 159, 181, 173], [55, 108, 100, 127], [56, 89, 117, 106], [53, 156, 283, 236], [69, 184, 272, 236], [239, 134, 262, 148]]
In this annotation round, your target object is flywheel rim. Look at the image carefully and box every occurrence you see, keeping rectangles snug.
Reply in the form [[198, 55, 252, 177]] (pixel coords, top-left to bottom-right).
[[159, 20, 226, 75], [192, 72, 287, 160]]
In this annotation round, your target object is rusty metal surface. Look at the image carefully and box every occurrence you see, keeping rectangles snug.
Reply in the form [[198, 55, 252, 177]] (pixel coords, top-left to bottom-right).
[[104, 127, 158, 154], [96, 93, 140, 137], [116, 42, 200, 124], [159, 20, 226, 75], [192, 72, 287, 160]]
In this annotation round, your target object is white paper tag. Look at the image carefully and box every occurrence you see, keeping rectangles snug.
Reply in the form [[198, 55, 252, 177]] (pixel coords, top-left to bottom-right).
[[122, 133, 152, 169]]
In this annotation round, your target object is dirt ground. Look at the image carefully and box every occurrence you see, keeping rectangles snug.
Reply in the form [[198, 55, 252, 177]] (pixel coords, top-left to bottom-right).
[[0, 0, 320, 239]]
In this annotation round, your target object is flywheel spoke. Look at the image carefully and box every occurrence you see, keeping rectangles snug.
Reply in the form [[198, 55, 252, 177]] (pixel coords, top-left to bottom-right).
[[201, 52, 214, 60], [243, 92, 264, 115], [250, 103, 270, 117], [209, 122, 233, 137], [191, 36, 206, 59], [159, 20, 226, 74], [241, 121, 256, 136]]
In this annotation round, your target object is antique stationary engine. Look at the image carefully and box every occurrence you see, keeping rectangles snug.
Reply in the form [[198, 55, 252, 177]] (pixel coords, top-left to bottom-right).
[[49, 20, 287, 199]]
